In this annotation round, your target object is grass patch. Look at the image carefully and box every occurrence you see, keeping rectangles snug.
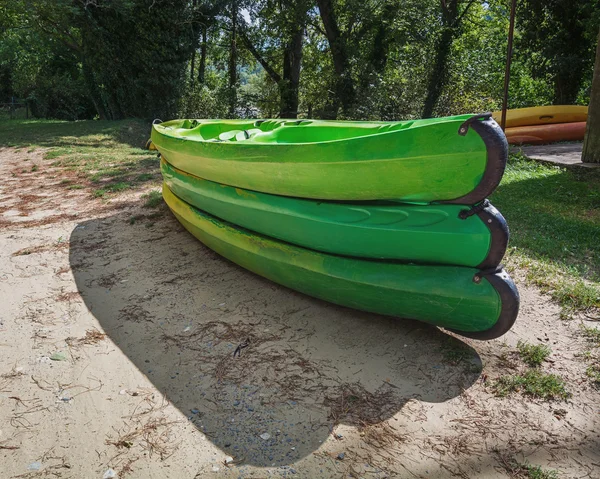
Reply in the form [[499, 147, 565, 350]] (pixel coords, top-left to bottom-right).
[[492, 155, 600, 316], [520, 463, 559, 479], [143, 190, 163, 208], [492, 369, 570, 400], [579, 325, 600, 387], [517, 340, 551, 367], [581, 325, 600, 345], [0, 118, 160, 197], [586, 364, 600, 386]]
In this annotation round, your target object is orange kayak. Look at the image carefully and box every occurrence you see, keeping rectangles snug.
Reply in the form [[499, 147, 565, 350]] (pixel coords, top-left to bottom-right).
[[505, 122, 586, 145]]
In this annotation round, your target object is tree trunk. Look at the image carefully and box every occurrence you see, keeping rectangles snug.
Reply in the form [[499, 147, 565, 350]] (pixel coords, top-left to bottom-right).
[[199, 25, 207, 84], [228, 0, 238, 118], [190, 0, 198, 86], [81, 59, 108, 120], [106, 90, 124, 120], [190, 49, 196, 85], [316, 0, 354, 117], [422, 26, 454, 118], [279, 26, 303, 118], [422, 0, 468, 119], [582, 32, 600, 163]]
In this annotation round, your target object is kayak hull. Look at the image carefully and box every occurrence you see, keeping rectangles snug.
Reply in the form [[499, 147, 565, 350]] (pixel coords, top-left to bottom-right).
[[493, 105, 588, 128], [152, 114, 508, 204], [163, 184, 519, 339], [505, 122, 586, 145], [161, 159, 508, 268]]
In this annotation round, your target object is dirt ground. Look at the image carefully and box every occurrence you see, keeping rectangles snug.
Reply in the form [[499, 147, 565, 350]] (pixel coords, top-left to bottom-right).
[[1, 146, 599, 479]]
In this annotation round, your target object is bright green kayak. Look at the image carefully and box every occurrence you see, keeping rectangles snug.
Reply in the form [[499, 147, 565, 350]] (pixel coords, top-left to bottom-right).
[[163, 185, 519, 340], [161, 159, 508, 268], [151, 113, 507, 203]]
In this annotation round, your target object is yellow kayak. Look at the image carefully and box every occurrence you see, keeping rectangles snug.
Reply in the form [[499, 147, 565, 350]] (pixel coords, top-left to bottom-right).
[[493, 106, 588, 129]]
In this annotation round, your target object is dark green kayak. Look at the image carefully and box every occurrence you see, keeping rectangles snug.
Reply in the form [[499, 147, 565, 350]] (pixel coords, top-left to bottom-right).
[[161, 159, 508, 268], [163, 184, 519, 340], [152, 113, 507, 203]]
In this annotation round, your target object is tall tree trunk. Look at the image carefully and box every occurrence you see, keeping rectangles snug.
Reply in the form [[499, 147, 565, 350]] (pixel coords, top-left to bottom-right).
[[190, 0, 198, 86], [199, 25, 207, 84], [228, 0, 238, 118], [316, 0, 354, 117], [582, 32, 600, 163], [106, 90, 124, 120], [279, 26, 303, 118], [422, 0, 465, 119], [422, 26, 454, 118], [81, 58, 108, 120], [190, 49, 196, 85]]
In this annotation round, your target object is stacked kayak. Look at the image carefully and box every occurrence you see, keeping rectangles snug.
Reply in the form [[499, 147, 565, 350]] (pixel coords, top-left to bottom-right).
[[493, 106, 588, 145], [152, 113, 519, 340]]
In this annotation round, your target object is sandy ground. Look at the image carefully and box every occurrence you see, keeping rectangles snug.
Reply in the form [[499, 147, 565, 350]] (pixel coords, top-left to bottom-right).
[[1, 146, 599, 479]]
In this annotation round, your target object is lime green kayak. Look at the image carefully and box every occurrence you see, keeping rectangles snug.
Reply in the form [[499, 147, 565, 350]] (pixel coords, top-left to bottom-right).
[[151, 113, 507, 203], [163, 185, 519, 340], [161, 159, 508, 268]]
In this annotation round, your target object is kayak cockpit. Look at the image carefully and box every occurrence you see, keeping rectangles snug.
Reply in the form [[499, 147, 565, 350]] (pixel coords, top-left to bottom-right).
[[157, 118, 427, 144]]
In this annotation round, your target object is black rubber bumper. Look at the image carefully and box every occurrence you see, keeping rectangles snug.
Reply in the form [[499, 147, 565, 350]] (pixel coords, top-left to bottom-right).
[[443, 114, 509, 205], [449, 267, 520, 340]]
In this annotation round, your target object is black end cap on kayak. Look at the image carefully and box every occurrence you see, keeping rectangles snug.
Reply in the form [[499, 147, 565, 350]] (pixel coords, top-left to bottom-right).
[[442, 113, 508, 205], [457, 199, 509, 270], [451, 267, 520, 340], [476, 201, 509, 270]]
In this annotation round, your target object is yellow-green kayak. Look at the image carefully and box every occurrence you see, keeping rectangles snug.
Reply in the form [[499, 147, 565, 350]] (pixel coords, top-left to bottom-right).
[[152, 113, 507, 204]]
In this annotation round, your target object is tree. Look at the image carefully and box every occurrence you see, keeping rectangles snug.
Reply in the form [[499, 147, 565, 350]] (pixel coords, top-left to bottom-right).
[[582, 31, 600, 163], [2, 0, 192, 120], [517, 0, 599, 105], [422, 0, 480, 118], [240, 0, 310, 118], [315, 0, 354, 117]]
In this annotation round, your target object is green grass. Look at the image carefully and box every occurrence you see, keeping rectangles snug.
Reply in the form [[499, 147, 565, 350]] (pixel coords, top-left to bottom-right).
[[0, 118, 160, 197], [580, 326, 600, 387], [586, 364, 600, 386], [492, 155, 600, 316], [492, 369, 570, 400], [581, 325, 600, 345], [142, 190, 163, 208], [521, 463, 559, 479], [517, 340, 551, 367]]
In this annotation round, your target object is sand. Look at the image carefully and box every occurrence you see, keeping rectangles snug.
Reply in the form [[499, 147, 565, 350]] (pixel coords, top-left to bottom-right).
[[1, 146, 599, 478]]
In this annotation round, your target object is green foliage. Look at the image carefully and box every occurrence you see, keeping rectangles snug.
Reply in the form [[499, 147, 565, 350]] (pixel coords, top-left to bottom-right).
[[517, 0, 599, 104], [493, 370, 570, 400], [1, 0, 192, 120], [517, 341, 551, 367], [1, 0, 598, 120]]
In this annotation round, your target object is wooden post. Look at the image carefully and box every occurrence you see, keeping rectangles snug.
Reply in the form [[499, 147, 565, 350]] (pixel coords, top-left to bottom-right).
[[500, 0, 517, 131], [582, 31, 600, 163]]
